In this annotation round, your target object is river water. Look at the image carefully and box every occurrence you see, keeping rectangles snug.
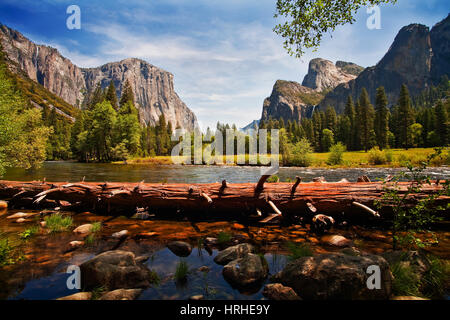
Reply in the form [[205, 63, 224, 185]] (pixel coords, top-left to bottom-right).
[[3, 161, 450, 183]]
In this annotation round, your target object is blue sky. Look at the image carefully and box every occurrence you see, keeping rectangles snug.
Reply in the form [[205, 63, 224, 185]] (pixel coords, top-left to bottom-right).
[[0, 0, 449, 130]]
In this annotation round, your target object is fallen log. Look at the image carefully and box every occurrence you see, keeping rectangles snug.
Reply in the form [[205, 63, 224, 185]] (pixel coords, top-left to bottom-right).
[[0, 180, 448, 223]]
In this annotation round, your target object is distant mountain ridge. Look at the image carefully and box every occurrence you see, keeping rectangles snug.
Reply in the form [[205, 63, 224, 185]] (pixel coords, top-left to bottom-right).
[[0, 23, 198, 131]]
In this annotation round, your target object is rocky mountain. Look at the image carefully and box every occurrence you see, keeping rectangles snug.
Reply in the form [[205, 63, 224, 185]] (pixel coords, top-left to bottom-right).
[[260, 80, 321, 123], [240, 120, 260, 132], [301, 58, 361, 92], [319, 14, 450, 114], [0, 23, 198, 131]]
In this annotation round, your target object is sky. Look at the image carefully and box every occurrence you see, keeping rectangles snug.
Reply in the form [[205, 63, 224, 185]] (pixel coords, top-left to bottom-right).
[[0, 0, 449, 130]]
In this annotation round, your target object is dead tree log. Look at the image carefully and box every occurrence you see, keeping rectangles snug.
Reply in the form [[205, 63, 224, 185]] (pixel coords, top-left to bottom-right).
[[0, 180, 448, 222]]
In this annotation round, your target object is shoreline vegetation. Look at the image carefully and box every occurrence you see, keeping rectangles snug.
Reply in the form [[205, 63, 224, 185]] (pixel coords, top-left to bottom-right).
[[114, 147, 449, 169]]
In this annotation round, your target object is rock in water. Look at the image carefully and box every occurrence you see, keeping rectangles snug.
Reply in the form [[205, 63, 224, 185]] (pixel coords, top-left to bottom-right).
[[73, 224, 94, 234], [80, 250, 152, 291], [263, 284, 301, 301], [321, 235, 353, 248], [7, 212, 30, 219], [111, 230, 129, 239], [214, 243, 255, 265], [276, 253, 392, 300], [99, 289, 143, 300], [56, 292, 92, 300], [222, 253, 268, 287], [0, 200, 8, 209], [167, 241, 192, 257]]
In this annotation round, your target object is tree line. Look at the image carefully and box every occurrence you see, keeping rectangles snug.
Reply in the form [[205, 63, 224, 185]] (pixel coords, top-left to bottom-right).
[[259, 79, 449, 153]]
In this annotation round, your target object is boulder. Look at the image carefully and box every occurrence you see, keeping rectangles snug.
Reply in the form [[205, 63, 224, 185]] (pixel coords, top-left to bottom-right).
[[321, 235, 353, 248], [214, 243, 255, 265], [111, 230, 129, 239], [80, 250, 152, 291], [73, 224, 94, 234], [276, 253, 393, 300], [167, 241, 192, 257], [57, 292, 92, 300], [222, 253, 268, 287], [99, 289, 143, 300], [263, 284, 301, 301], [0, 200, 8, 209]]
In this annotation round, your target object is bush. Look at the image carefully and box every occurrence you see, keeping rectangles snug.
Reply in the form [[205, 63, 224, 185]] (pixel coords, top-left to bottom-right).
[[327, 142, 346, 165], [368, 147, 387, 165], [289, 138, 313, 167], [267, 175, 280, 183], [385, 149, 394, 163]]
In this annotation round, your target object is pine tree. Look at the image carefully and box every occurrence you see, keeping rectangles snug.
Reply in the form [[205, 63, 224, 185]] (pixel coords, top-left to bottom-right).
[[435, 100, 448, 146], [88, 83, 104, 110], [105, 81, 119, 110], [374, 87, 389, 149], [344, 95, 356, 150], [397, 84, 415, 149], [119, 79, 134, 108], [325, 106, 337, 132], [358, 88, 376, 152]]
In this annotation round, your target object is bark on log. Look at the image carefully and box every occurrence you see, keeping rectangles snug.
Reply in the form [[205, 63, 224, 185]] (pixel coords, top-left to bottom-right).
[[0, 180, 448, 222]]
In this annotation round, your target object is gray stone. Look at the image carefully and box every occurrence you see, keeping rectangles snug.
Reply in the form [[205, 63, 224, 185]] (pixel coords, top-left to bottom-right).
[[222, 253, 268, 287], [167, 241, 192, 257], [214, 243, 255, 265]]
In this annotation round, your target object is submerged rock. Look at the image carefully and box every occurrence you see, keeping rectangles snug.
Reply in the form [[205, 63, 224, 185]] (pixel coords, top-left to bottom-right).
[[80, 250, 152, 291], [263, 284, 301, 301], [222, 253, 268, 287], [57, 292, 92, 300], [7, 212, 30, 219], [276, 253, 392, 300], [99, 289, 143, 300], [167, 241, 192, 257], [214, 243, 255, 265], [321, 235, 353, 248]]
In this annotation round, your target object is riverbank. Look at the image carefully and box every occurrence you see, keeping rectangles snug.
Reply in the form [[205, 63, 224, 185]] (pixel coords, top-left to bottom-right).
[[120, 148, 449, 168]]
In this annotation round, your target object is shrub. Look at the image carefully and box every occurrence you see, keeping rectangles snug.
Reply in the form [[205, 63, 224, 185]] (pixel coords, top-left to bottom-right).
[[368, 147, 387, 165], [267, 175, 280, 183], [289, 138, 313, 167], [44, 214, 73, 233], [327, 142, 346, 165], [385, 149, 394, 163]]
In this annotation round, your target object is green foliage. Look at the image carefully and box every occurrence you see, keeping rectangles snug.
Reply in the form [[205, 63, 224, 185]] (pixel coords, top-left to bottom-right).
[[149, 270, 160, 286], [20, 226, 40, 240], [288, 138, 314, 167], [44, 214, 73, 233], [321, 129, 334, 152], [421, 256, 450, 299], [0, 238, 14, 266], [368, 147, 387, 165], [375, 148, 449, 250], [285, 242, 313, 260], [391, 262, 421, 297], [90, 286, 107, 300], [175, 260, 189, 281], [0, 62, 51, 175], [267, 175, 280, 183], [327, 142, 346, 165], [217, 231, 232, 245], [273, 0, 397, 58]]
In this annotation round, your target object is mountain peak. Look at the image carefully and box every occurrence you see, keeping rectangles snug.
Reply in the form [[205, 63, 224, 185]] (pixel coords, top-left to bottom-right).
[[302, 58, 360, 92]]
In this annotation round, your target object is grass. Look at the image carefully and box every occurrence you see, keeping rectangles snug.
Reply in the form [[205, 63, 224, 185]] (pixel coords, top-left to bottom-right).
[[84, 222, 102, 246], [90, 222, 102, 233], [217, 231, 233, 245], [149, 270, 161, 287], [90, 286, 107, 300], [19, 226, 40, 240], [175, 260, 189, 281], [285, 242, 313, 261], [44, 214, 73, 233], [0, 238, 14, 266], [391, 262, 421, 297], [421, 256, 450, 299], [121, 148, 448, 168]]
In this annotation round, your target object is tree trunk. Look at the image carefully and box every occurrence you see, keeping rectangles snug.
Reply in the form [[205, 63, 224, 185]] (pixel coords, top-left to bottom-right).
[[0, 179, 447, 223]]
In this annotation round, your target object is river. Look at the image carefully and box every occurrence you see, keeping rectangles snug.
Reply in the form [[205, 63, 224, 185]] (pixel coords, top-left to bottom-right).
[[3, 161, 450, 183]]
